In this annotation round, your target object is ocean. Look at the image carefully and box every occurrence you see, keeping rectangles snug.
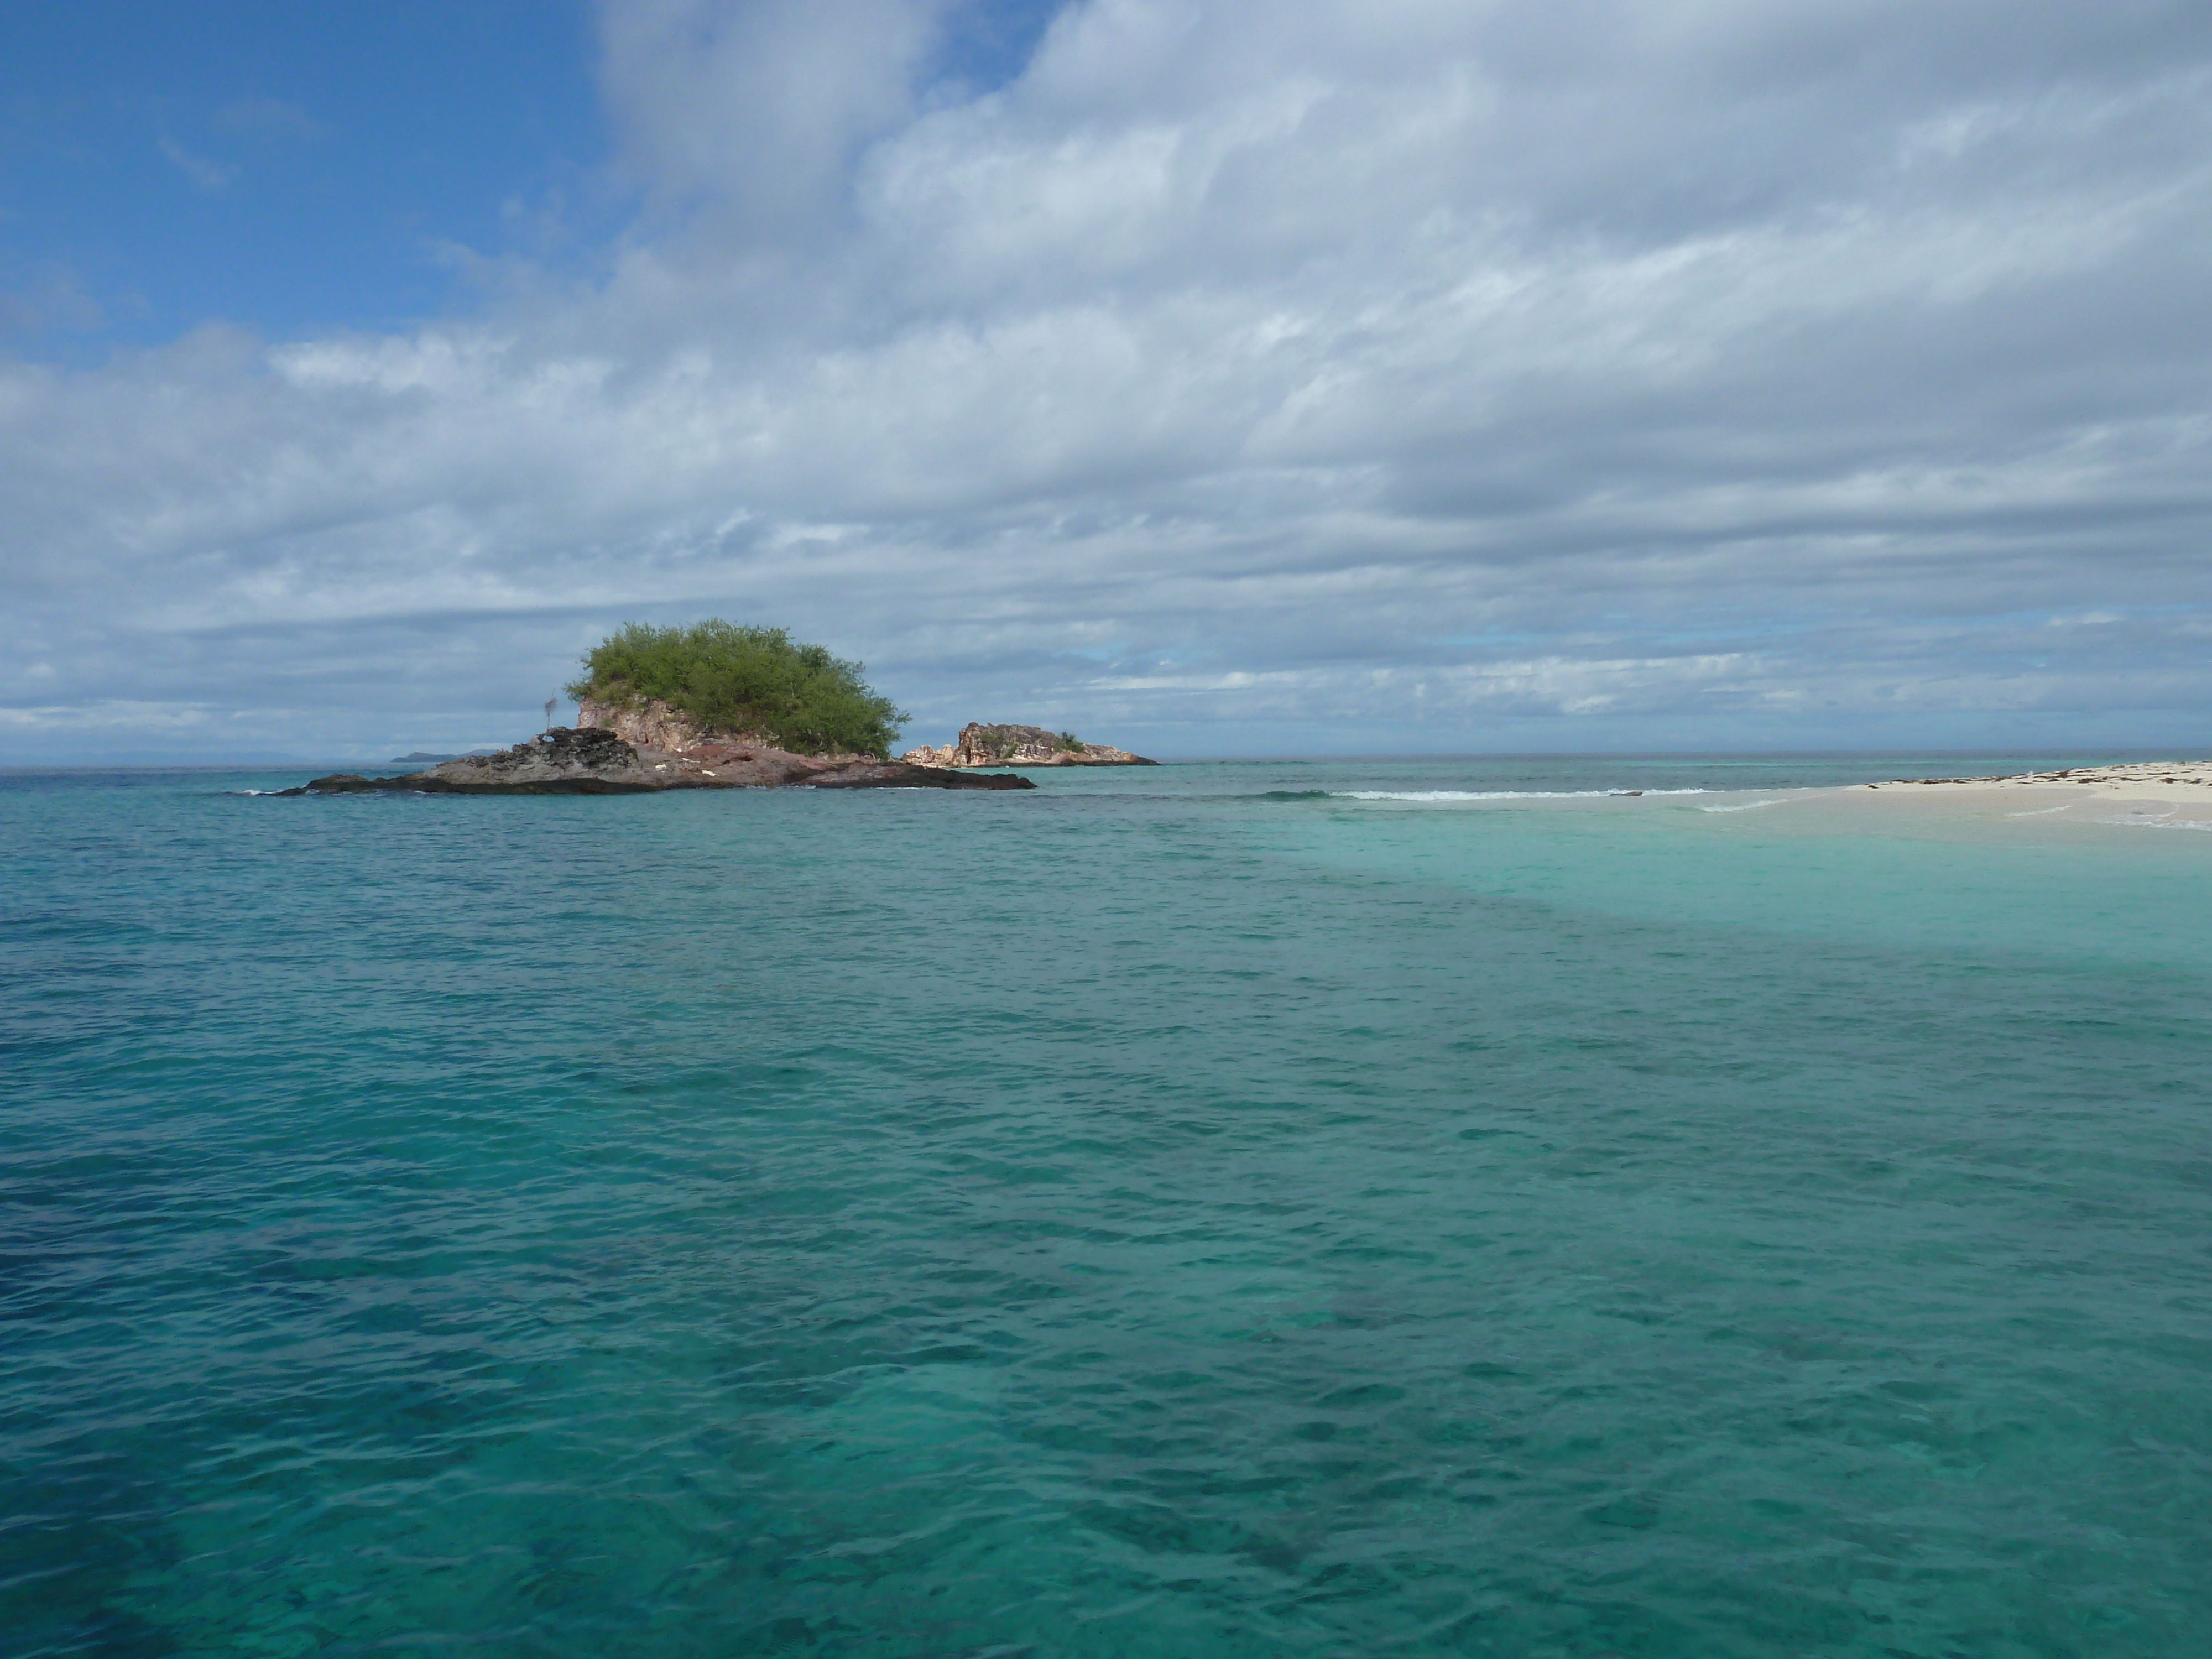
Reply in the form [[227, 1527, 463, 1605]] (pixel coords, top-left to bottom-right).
[[5, 753, 2210, 1657]]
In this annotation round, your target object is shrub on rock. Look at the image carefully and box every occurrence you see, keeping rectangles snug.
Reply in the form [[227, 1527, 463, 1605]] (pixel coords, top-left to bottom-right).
[[565, 621, 908, 759]]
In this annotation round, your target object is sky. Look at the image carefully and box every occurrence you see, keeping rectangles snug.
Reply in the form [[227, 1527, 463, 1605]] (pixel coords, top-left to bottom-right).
[[3, 0, 2209, 763]]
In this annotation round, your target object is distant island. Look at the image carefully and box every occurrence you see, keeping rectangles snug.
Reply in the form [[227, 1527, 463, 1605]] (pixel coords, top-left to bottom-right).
[[293, 725, 1030, 795], [285, 622, 1172, 795], [902, 723, 1155, 768]]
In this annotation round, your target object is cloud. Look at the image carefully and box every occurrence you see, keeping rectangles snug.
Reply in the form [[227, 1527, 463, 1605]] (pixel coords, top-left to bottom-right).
[[157, 133, 238, 190], [601, 0, 943, 237], [0, 269, 105, 335], [212, 97, 328, 142], [6, 0, 2212, 760]]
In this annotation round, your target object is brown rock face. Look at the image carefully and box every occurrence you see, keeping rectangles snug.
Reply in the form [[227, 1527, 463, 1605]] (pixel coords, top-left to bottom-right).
[[575, 696, 879, 764], [576, 696, 718, 754], [283, 727, 1035, 795], [900, 722, 1156, 768]]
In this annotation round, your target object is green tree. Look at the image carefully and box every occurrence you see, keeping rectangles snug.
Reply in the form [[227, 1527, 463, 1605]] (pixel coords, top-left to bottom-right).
[[565, 621, 909, 758]]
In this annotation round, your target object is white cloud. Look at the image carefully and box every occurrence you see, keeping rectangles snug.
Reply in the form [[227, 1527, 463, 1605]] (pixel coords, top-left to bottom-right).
[[6, 0, 2212, 760], [212, 97, 327, 142], [157, 134, 238, 191]]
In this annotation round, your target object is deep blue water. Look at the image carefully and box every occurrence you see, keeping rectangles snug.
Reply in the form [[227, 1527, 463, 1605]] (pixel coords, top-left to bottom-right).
[[5, 753, 2211, 1658]]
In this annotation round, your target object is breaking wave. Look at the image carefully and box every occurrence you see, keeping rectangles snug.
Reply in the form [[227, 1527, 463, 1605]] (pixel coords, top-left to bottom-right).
[[1332, 787, 1710, 801]]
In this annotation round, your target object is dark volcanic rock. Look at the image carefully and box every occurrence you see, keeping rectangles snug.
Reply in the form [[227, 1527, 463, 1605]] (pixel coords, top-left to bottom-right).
[[281, 727, 1036, 796], [807, 760, 1032, 789]]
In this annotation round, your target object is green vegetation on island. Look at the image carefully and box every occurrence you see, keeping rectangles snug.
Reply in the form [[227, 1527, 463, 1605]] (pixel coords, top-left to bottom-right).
[[565, 620, 909, 758]]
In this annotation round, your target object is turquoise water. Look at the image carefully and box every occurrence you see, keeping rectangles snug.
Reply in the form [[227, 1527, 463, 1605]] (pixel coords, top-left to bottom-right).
[[6, 753, 2211, 1658]]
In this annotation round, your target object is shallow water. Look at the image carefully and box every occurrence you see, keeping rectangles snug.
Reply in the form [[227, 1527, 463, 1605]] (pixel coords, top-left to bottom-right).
[[5, 753, 2210, 1657]]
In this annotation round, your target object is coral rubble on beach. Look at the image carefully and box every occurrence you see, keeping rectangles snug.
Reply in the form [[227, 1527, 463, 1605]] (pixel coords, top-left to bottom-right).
[[1864, 760, 2212, 800]]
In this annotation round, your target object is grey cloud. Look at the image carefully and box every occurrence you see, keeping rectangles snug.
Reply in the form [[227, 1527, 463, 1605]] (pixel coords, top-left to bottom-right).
[[602, 0, 945, 237], [4, 0, 2211, 761], [0, 269, 106, 336]]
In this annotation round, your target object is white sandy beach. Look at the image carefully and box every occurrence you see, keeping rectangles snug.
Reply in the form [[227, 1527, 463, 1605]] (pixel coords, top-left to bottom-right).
[[1517, 761, 2212, 842], [1694, 759, 2212, 841], [1859, 760, 2212, 806]]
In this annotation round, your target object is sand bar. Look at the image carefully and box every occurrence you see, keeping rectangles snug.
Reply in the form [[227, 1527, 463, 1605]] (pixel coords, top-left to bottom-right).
[[1861, 760, 2212, 805]]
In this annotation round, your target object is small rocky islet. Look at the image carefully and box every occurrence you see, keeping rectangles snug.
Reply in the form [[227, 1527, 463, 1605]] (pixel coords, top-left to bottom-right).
[[287, 622, 1157, 796], [900, 722, 1155, 769], [285, 726, 1033, 795], [285, 708, 1154, 797]]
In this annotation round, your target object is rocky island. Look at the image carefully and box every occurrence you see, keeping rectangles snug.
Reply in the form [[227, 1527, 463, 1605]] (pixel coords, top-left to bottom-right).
[[285, 621, 1041, 796], [288, 724, 1031, 794], [901, 722, 1156, 768]]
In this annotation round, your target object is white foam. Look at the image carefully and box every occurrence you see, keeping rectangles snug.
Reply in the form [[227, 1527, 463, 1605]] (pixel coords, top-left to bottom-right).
[[2109, 814, 2212, 832], [1333, 787, 1709, 801], [2005, 802, 2078, 817], [1698, 798, 1786, 813]]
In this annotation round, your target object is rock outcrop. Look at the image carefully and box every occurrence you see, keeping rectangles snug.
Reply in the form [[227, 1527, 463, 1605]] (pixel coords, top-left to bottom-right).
[[283, 727, 1035, 795], [572, 696, 858, 760], [576, 696, 711, 753], [901, 722, 1156, 768]]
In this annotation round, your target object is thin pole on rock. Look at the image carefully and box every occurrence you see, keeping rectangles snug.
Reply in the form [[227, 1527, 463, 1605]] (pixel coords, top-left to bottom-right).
[[544, 696, 557, 733]]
